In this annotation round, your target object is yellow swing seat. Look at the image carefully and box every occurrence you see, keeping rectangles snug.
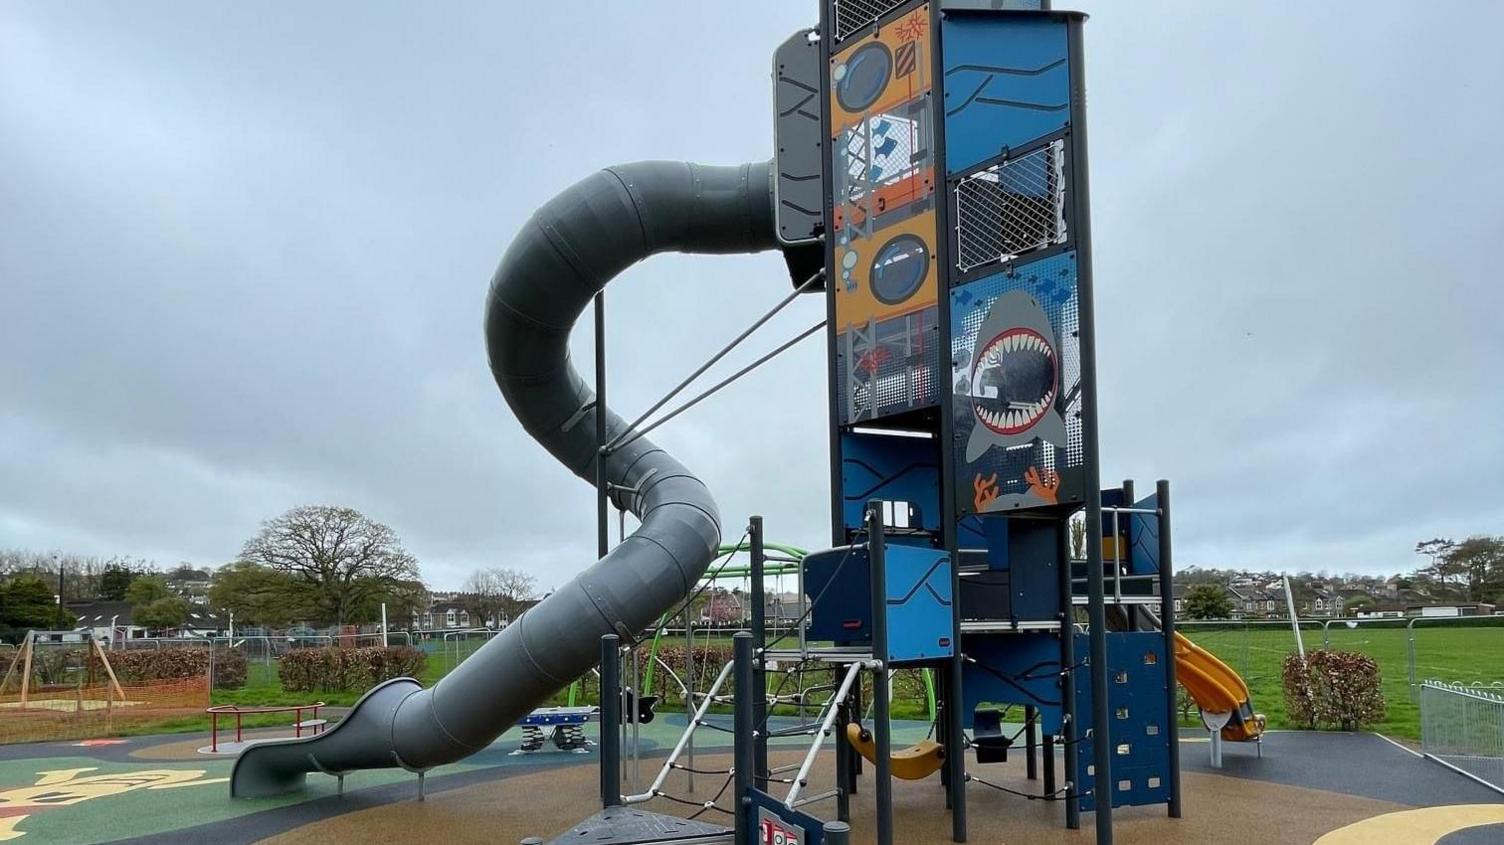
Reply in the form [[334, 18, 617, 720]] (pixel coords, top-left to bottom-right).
[[844, 723, 946, 780]]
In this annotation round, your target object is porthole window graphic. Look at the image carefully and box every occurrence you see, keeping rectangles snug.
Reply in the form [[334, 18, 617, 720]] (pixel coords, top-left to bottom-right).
[[834, 43, 892, 113], [869, 235, 929, 304]]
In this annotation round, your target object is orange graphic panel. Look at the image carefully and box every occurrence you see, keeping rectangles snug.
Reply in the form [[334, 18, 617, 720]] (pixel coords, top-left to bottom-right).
[[834, 207, 938, 329], [830, 5, 931, 136]]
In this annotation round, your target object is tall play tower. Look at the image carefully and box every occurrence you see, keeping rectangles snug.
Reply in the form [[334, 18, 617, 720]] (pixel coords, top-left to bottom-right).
[[776, 1, 1185, 841]]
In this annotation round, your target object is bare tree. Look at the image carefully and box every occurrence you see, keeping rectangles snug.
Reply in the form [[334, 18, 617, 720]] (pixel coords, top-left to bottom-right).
[[461, 567, 537, 627], [240, 506, 422, 626]]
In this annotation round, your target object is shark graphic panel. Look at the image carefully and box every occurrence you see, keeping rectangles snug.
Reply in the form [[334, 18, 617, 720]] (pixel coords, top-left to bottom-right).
[[951, 250, 1083, 514]]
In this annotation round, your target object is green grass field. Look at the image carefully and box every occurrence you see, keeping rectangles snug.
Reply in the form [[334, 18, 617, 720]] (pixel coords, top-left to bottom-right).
[[1181, 619, 1504, 740], [74, 621, 1504, 744]]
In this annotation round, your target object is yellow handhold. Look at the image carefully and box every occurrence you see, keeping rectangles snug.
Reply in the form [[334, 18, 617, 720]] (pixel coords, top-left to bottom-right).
[[844, 723, 946, 780]]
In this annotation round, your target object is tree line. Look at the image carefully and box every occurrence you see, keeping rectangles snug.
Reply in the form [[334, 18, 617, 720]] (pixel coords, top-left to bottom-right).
[[1, 504, 541, 641]]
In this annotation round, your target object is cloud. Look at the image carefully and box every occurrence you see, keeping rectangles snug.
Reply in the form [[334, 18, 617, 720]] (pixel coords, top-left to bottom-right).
[[1, 1, 1501, 589]]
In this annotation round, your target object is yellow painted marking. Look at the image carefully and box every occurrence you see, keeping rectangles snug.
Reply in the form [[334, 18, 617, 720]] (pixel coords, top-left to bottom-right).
[[1314, 804, 1504, 844], [149, 777, 229, 790], [0, 767, 223, 841]]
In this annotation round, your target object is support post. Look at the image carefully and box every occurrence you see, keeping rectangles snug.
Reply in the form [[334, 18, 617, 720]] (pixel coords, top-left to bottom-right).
[[750, 515, 769, 791], [1067, 12, 1113, 842], [823, 821, 851, 845], [684, 607, 695, 793], [947, 566, 968, 841], [1157, 480, 1183, 818], [835, 694, 851, 822], [867, 501, 893, 845], [594, 291, 608, 561], [1056, 521, 1080, 830], [1043, 735, 1057, 795], [92, 637, 125, 702], [1026, 705, 1039, 781], [600, 634, 622, 808], [733, 632, 754, 844], [20, 632, 35, 709]]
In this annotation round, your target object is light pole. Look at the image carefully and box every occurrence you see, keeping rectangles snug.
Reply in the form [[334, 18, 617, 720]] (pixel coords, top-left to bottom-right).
[[109, 615, 119, 650], [53, 554, 64, 630]]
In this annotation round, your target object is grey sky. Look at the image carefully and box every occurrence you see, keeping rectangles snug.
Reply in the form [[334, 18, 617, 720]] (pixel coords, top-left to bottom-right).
[[2, 1, 1500, 591]]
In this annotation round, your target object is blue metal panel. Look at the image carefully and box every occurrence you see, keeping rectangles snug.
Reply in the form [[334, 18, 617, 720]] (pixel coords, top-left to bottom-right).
[[959, 631, 1064, 734], [1074, 632, 1173, 812], [1006, 519, 1060, 620], [1128, 491, 1160, 575], [885, 545, 954, 664], [804, 543, 953, 665], [840, 432, 941, 534], [804, 546, 873, 645], [940, 13, 1070, 176], [745, 787, 826, 845]]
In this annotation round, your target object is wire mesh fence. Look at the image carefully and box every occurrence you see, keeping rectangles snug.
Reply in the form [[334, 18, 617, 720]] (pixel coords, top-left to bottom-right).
[[1421, 680, 1504, 794], [955, 140, 1067, 273], [1176, 616, 1504, 736]]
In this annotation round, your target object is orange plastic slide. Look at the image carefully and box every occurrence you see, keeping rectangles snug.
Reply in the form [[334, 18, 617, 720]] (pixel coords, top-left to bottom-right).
[[1173, 632, 1265, 741]]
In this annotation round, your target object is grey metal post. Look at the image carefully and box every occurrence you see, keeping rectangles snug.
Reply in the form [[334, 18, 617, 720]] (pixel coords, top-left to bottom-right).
[[1157, 480, 1182, 818], [867, 501, 893, 845], [1066, 13, 1113, 843], [1026, 705, 1038, 780], [684, 607, 695, 793], [600, 634, 621, 808], [1056, 520, 1081, 830], [835, 693, 851, 822], [733, 632, 754, 844], [595, 291, 608, 561], [823, 820, 851, 845], [750, 516, 769, 791], [1043, 735, 1057, 795]]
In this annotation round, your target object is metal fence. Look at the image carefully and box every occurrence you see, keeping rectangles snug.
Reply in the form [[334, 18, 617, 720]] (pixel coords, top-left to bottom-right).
[[1421, 680, 1504, 794], [1177, 616, 1504, 700]]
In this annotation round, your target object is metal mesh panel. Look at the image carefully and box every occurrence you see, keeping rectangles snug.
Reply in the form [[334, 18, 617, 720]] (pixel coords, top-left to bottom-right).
[[1421, 681, 1504, 793], [955, 140, 1066, 273], [839, 114, 923, 202], [834, 0, 911, 41]]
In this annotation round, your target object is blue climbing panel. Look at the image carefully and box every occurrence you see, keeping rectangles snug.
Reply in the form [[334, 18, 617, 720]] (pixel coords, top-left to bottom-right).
[[1074, 631, 1173, 812]]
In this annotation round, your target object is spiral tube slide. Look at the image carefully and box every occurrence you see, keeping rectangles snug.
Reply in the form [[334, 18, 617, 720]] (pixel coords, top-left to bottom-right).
[[230, 161, 778, 797]]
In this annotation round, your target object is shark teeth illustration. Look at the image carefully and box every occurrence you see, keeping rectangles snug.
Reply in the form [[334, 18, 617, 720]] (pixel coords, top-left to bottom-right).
[[970, 327, 1057, 436]]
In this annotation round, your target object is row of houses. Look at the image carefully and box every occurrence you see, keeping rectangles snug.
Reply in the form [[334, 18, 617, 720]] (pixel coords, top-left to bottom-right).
[[1172, 576, 1496, 620]]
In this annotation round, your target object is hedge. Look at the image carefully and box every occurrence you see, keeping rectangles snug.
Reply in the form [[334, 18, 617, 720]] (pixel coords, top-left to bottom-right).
[[110, 647, 247, 690], [1282, 649, 1386, 731], [278, 646, 427, 693]]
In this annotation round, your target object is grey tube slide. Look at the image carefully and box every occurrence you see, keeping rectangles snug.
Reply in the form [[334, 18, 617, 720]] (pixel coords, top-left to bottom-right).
[[231, 161, 777, 797]]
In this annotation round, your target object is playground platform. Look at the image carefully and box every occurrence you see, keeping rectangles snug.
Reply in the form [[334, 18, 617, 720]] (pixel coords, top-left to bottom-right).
[[1, 720, 1499, 845]]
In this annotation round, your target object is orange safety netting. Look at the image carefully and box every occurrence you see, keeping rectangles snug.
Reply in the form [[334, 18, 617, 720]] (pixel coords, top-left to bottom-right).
[[0, 648, 209, 745]]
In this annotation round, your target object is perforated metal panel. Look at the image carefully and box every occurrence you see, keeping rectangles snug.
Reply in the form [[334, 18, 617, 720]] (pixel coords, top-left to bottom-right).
[[835, 306, 940, 424], [950, 251, 1083, 512], [833, 0, 912, 42], [955, 140, 1067, 273]]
